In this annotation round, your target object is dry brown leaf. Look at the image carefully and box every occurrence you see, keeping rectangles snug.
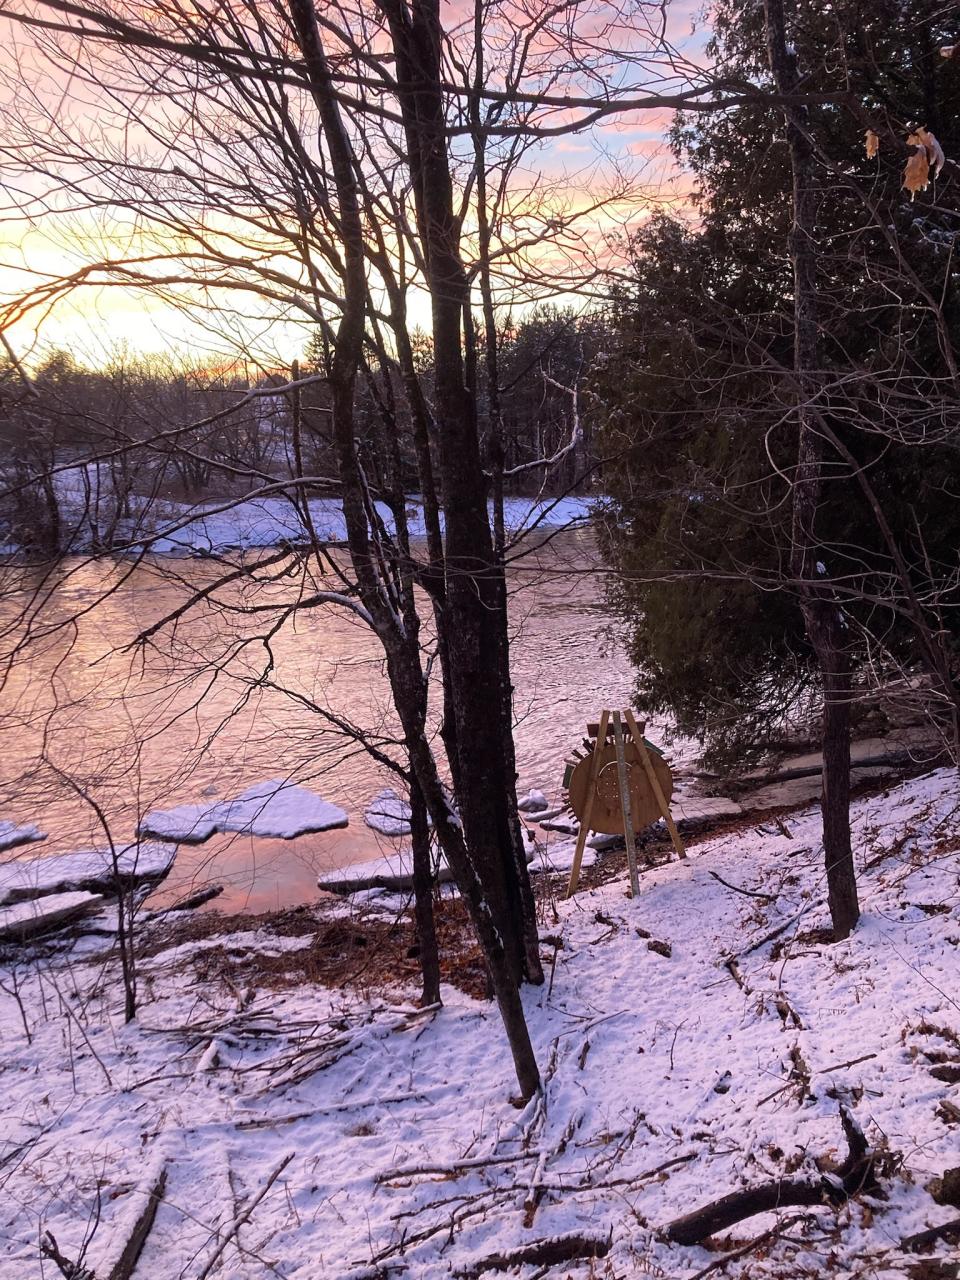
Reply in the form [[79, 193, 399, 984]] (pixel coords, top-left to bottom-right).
[[912, 126, 945, 177], [904, 145, 930, 197], [865, 129, 879, 159]]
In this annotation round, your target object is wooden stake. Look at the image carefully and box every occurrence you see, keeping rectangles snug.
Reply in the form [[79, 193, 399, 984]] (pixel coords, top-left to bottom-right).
[[613, 712, 641, 896], [624, 709, 687, 861], [565, 709, 609, 897]]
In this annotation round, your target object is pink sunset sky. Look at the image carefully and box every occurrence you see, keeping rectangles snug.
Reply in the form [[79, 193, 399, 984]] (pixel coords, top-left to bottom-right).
[[0, 0, 710, 365]]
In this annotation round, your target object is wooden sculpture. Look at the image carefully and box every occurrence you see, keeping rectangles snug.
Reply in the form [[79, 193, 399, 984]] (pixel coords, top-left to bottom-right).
[[564, 709, 686, 898]]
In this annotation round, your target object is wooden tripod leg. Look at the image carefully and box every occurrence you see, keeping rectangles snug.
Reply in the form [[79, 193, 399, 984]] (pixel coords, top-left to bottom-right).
[[613, 712, 641, 896], [624, 709, 687, 861], [565, 709, 610, 898]]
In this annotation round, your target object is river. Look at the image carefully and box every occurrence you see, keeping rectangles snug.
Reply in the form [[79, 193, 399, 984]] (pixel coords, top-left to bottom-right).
[[0, 532, 679, 911]]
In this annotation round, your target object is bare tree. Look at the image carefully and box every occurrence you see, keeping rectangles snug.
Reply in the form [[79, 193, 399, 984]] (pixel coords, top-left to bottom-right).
[[0, 0, 864, 1088]]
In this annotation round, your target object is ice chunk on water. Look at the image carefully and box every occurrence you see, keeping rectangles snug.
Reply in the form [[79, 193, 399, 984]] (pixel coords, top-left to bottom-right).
[[141, 780, 348, 843], [363, 788, 412, 838]]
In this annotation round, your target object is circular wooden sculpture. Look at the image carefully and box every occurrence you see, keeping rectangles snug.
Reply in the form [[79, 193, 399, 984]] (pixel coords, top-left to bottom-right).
[[567, 736, 674, 835]]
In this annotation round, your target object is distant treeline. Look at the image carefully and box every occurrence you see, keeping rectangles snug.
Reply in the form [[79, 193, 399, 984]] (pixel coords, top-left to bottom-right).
[[0, 307, 603, 554]]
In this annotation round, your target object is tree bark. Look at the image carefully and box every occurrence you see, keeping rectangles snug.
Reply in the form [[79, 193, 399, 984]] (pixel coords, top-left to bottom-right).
[[471, 42, 543, 982], [764, 0, 859, 940], [382, 0, 543, 987], [409, 776, 441, 1007], [289, 0, 540, 1097]]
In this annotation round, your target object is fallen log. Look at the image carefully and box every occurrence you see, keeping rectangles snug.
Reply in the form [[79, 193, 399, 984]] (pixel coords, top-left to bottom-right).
[[663, 1105, 881, 1246], [320, 865, 455, 895], [145, 884, 224, 918], [107, 1163, 167, 1280], [453, 1231, 612, 1277], [80, 1156, 168, 1280], [735, 748, 946, 790], [901, 1216, 960, 1251], [0, 891, 104, 942]]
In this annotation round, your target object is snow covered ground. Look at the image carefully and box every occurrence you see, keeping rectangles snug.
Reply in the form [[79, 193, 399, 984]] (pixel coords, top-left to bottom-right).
[[0, 769, 957, 1278]]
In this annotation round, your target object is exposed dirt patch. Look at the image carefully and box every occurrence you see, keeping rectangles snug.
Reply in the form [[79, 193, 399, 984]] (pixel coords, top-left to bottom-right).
[[140, 896, 489, 1001]]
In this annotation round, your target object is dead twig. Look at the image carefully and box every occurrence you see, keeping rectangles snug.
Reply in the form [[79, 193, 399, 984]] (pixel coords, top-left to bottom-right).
[[376, 1151, 537, 1185], [197, 1152, 295, 1280], [813, 1052, 877, 1075], [707, 870, 776, 902]]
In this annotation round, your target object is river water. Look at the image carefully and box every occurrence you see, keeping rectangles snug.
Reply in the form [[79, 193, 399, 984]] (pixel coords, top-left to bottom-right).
[[0, 533, 679, 911]]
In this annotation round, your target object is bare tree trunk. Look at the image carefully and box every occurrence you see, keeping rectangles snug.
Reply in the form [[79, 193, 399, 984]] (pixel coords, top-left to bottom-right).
[[384, 0, 543, 988], [289, 0, 541, 1097], [765, 0, 859, 940], [409, 776, 441, 1007], [471, 42, 542, 982]]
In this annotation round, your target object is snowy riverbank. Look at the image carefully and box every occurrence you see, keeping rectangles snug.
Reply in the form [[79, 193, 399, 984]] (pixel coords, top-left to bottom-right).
[[15, 483, 593, 557], [0, 768, 958, 1278]]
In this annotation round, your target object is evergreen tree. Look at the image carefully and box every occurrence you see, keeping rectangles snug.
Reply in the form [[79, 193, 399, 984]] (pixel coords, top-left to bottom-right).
[[597, 0, 960, 768]]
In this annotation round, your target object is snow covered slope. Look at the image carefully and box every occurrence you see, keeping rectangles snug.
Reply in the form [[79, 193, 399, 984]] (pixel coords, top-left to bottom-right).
[[0, 769, 957, 1278]]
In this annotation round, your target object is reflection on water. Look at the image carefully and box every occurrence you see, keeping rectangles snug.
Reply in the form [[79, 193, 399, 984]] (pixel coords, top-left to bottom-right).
[[0, 533, 681, 911]]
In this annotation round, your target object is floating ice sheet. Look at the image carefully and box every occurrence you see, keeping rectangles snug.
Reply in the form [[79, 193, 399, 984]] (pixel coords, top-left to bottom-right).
[[141, 780, 349, 843]]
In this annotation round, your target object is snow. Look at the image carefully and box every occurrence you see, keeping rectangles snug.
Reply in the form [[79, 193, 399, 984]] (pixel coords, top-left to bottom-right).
[[140, 779, 349, 842], [518, 788, 549, 813], [363, 788, 412, 837], [539, 812, 579, 833], [1, 769, 958, 1278], [0, 890, 103, 941], [0, 821, 46, 853], [671, 793, 744, 823], [0, 841, 175, 906], [5, 476, 593, 557], [116, 494, 591, 556]]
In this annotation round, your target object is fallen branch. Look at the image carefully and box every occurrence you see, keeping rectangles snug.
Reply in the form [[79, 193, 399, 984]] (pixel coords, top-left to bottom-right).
[[453, 1231, 612, 1277], [900, 1216, 960, 1251], [320, 866, 455, 895], [40, 1232, 95, 1280], [738, 907, 808, 957], [707, 870, 776, 902], [106, 1161, 168, 1280], [197, 1151, 295, 1279], [813, 1052, 877, 1075], [376, 1151, 536, 1184], [663, 1105, 882, 1245], [723, 958, 751, 993], [145, 884, 224, 917], [736, 748, 946, 789]]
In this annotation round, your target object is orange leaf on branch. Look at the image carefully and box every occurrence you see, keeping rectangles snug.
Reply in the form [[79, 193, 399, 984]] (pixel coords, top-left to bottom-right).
[[903, 147, 930, 197], [908, 127, 945, 177]]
